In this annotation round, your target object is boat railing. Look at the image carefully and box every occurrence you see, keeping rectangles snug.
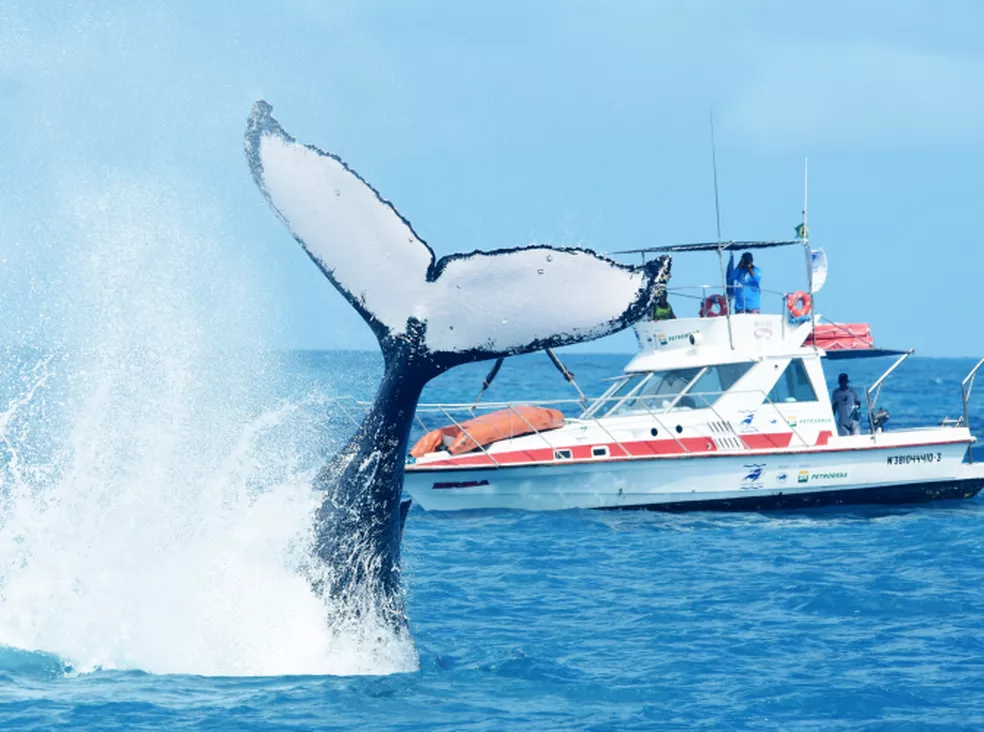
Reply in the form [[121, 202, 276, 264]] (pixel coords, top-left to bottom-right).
[[411, 386, 814, 463], [685, 390, 811, 448], [867, 350, 914, 412], [660, 286, 813, 345], [857, 350, 915, 441], [960, 358, 984, 462], [431, 404, 503, 468], [663, 284, 796, 317]]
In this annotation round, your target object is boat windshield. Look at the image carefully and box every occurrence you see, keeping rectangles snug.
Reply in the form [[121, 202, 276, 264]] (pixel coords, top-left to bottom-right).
[[602, 363, 754, 416], [605, 368, 701, 416]]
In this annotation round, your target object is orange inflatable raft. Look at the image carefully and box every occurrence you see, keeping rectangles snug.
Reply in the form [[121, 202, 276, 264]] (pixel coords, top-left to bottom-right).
[[410, 406, 566, 457]]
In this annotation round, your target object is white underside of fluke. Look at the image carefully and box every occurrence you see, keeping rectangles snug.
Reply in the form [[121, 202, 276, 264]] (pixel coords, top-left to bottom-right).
[[257, 134, 653, 354]]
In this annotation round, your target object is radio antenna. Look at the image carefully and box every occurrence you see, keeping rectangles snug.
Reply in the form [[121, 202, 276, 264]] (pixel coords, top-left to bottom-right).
[[710, 110, 723, 245], [710, 110, 734, 349]]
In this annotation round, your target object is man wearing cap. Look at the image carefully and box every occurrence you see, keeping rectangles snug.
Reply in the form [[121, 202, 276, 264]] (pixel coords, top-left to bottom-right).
[[832, 373, 862, 436]]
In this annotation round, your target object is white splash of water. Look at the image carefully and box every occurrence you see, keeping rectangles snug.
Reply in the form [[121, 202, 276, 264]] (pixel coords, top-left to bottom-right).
[[0, 176, 417, 676]]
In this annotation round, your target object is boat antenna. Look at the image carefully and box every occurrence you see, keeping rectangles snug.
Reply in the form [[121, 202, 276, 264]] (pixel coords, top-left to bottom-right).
[[710, 110, 734, 349], [711, 112, 723, 246]]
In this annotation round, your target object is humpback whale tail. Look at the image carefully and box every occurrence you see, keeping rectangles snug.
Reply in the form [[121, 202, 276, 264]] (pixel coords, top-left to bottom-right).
[[245, 100, 671, 373], [244, 101, 670, 645]]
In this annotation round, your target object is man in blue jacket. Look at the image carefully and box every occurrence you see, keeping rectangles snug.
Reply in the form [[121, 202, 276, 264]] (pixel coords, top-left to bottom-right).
[[727, 251, 762, 313]]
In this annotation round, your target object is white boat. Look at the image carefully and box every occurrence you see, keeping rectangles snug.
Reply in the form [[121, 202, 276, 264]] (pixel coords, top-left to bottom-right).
[[402, 238, 984, 512]]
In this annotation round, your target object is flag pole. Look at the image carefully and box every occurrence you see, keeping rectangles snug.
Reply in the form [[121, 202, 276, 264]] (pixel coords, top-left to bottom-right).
[[801, 157, 818, 344]]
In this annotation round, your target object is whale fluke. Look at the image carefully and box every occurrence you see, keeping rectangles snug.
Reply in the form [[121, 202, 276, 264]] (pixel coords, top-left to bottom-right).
[[245, 100, 670, 362], [244, 100, 671, 634]]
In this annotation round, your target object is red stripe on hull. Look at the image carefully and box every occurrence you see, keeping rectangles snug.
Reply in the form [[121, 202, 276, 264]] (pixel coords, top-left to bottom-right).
[[740, 433, 793, 449], [410, 435, 972, 471]]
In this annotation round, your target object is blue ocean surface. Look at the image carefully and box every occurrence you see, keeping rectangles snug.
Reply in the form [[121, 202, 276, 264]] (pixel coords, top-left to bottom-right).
[[2, 349, 984, 730]]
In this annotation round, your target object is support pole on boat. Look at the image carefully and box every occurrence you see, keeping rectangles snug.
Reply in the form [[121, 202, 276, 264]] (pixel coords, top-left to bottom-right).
[[961, 358, 984, 460], [716, 245, 734, 350], [472, 357, 504, 409], [800, 157, 818, 349], [546, 348, 588, 404]]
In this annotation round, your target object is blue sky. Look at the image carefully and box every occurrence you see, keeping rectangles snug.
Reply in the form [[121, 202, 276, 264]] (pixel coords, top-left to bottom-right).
[[1, 1, 981, 355]]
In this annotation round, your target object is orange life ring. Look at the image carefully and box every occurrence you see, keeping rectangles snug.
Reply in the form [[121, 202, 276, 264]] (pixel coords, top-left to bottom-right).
[[700, 294, 728, 318], [786, 291, 813, 319]]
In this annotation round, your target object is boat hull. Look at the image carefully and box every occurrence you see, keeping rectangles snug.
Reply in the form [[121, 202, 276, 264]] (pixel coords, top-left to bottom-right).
[[610, 478, 984, 511], [404, 439, 984, 512]]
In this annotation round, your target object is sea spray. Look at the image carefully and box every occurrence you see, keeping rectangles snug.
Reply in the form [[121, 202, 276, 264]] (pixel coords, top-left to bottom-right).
[[0, 176, 417, 675]]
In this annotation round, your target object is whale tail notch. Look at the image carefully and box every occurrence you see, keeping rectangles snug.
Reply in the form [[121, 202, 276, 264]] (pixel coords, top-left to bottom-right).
[[245, 100, 671, 366]]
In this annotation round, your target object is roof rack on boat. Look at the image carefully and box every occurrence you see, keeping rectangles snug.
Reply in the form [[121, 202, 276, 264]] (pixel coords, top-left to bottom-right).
[[612, 240, 801, 255]]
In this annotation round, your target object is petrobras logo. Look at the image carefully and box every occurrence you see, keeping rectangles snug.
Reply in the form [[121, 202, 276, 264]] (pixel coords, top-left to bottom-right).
[[799, 470, 848, 484], [654, 330, 699, 348], [811, 471, 848, 481]]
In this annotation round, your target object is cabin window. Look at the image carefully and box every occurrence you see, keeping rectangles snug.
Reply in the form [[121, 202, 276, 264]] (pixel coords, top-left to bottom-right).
[[768, 359, 818, 403], [604, 363, 752, 415], [591, 446, 610, 458], [687, 362, 753, 404], [581, 374, 645, 418], [554, 449, 573, 460], [605, 367, 701, 416]]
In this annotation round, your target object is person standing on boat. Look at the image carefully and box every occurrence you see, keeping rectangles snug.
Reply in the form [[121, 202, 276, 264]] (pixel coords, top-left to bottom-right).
[[652, 291, 676, 320], [832, 373, 862, 436], [726, 251, 762, 313]]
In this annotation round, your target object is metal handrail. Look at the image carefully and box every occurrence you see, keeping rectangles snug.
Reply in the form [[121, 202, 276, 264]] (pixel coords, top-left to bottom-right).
[[636, 403, 692, 454], [585, 411, 634, 458], [692, 388, 812, 448], [961, 358, 984, 462], [655, 282, 817, 332], [580, 377, 630, 418], [435, 406, 501, 468], [417, 386, 834, 420], [688, 393, 741, 450], [603, 372, 655, 416], [661, 367, 709, 414], [501, 403, 612, 462], [867, 349, 914, 412], [411, 385, 827, 462]]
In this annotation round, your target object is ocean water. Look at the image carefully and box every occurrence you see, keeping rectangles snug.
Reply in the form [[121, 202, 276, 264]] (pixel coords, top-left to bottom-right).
[[3, 347, 984, 730]]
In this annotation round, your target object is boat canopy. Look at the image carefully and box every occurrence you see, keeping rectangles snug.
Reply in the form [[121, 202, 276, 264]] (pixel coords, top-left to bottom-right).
[[613, 239, 801, 256], [822, 348, 910, 360]]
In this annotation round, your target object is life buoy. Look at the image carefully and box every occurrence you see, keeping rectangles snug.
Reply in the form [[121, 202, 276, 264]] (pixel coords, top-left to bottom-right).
[[786, 291, 813, 319], [700, 294, 728, 318]]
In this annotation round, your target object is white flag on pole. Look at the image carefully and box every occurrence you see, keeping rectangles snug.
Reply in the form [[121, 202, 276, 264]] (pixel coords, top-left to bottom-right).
[[811, 248, 827, 293]]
